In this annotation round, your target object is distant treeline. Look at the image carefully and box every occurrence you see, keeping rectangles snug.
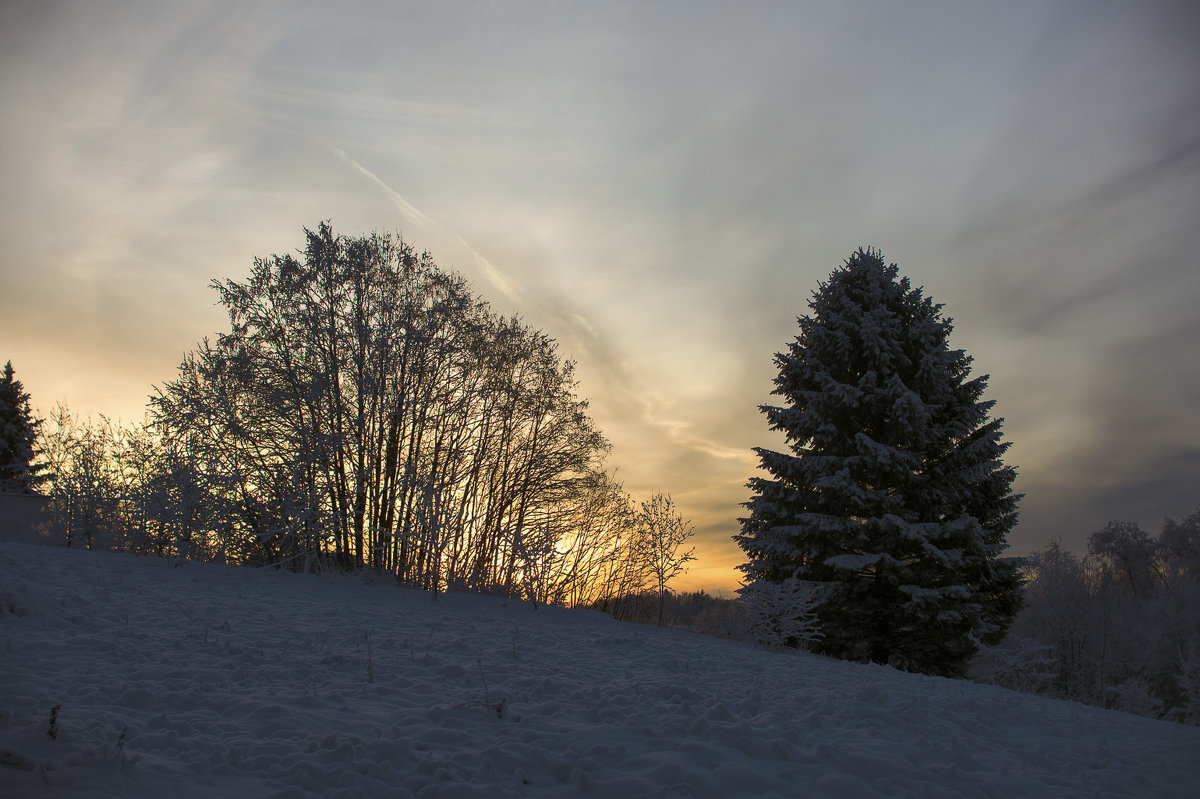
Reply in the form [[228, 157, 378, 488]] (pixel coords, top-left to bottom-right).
[[971, 511, 1200, 725], [593, 589, 748, 638]]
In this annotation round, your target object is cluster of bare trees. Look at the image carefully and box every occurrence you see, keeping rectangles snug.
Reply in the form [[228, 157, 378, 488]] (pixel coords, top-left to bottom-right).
[[37, 406, 231, 558], [970, 510, 1200, 724], [35, 224, 696, 609]]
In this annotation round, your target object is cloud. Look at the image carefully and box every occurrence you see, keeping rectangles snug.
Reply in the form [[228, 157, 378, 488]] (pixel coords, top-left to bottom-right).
[[332, 146, 527, 308], [328, 144, 745, 488], [940, 2, 1200, 556]]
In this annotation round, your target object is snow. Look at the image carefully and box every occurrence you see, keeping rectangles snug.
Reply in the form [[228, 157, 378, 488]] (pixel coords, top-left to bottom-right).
[[3, 541, 1198, 798]]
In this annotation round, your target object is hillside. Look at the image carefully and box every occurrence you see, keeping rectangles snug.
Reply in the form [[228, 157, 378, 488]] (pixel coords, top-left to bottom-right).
[[2, 541, 1197, 798]]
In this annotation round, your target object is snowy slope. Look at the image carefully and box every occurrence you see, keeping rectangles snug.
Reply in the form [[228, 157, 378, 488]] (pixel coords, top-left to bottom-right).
[[2, 542, 1197, 799]]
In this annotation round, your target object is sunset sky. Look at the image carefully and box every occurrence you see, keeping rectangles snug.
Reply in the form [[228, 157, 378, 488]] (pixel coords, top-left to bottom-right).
[[2, 1, 1198, 593]]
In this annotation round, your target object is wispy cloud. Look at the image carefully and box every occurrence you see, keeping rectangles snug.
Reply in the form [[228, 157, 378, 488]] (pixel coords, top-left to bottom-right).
[[631, 388, 758, 465], [332, 146, 523, 306]]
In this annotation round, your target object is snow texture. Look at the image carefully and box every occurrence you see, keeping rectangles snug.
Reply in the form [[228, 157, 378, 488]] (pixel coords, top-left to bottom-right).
[[2, 541, 1197, 798]]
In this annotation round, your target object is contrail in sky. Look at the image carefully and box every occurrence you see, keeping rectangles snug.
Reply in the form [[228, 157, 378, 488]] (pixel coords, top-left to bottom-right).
[[334, 148, 749, 467], [332, 147, 521, 304]]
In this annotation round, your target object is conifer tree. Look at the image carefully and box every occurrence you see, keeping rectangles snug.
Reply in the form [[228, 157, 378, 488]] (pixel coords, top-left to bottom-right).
[[735, 249, 1021, 676], [0, 361, 46, 493]]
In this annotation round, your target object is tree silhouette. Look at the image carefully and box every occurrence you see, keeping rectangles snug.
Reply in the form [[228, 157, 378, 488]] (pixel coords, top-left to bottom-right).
[[635, 493, 696, 626], [736, 249, 1020, 676], [0, 361, 45, 494]]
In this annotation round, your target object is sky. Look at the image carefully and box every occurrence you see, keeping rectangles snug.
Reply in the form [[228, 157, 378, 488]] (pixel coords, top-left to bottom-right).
[[2, 0, 1198, 594]]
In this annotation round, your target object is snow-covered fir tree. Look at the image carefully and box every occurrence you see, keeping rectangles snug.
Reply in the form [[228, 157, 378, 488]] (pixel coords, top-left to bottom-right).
[[735, 249, 1021, 677], [0, 360, 46, 493]]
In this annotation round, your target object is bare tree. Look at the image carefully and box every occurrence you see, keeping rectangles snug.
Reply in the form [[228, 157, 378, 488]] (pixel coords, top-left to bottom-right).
[[634, 493, 696, 626], [971, 511, 1200, 724], [1087, 521, 1162, 597], [150, 223, 622, 596], [38, 407, 122, 550]]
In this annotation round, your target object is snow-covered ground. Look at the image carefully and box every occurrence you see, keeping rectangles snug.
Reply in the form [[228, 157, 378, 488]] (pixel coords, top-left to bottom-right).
[[2, 542, 1197, 798]]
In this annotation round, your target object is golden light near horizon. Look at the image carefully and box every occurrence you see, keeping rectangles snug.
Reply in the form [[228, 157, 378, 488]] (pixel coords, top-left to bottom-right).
[[3, 1, 1199, 593]]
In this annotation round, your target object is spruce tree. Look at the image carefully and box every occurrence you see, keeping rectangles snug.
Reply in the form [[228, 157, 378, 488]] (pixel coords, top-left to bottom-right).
[[0, 361, 46, 493], [735, 249, 1020, 677]]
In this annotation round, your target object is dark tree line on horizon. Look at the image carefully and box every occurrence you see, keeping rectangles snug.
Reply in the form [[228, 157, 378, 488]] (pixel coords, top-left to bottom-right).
[[971, 514, 1200, 724]]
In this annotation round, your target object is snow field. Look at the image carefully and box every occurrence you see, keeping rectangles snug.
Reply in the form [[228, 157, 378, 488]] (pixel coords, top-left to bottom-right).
[[2, 541, 1198, 798]]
